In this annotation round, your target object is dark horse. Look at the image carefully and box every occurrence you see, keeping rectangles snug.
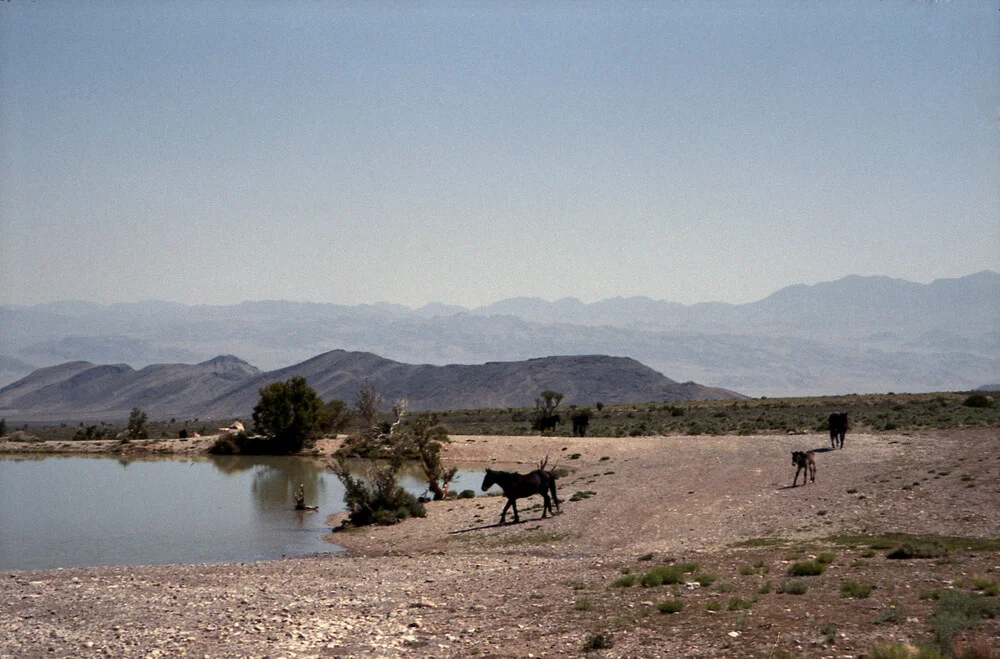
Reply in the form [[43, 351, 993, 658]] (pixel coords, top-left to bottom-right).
[[828, 412, 848, 450], [481, 467, 560, 524]]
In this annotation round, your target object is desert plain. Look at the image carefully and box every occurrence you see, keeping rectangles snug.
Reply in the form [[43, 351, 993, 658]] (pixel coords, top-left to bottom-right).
[[2, 428, 998, 658]]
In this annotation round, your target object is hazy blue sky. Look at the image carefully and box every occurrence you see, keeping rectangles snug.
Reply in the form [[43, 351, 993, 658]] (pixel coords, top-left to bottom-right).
[[2, 1, 997, 308]]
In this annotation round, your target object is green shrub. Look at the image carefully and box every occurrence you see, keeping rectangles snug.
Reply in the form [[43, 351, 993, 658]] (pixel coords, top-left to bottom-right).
[[574, 598, 592, 611], [695, 573, 718, 587], [868, 642, 945, 659], [886, 541, 948, 560], [777, 580, 809, 595], [705, 601, 722, 611], [639, 563, 698, 587], [657, 599, 684, 614], [458, 489, 475, 499], [931, 591, 1000, 652], [840, 580, 874, 598], [816, 551, 836, 564], [961, 394, 993, 408], [789, 560, 825, 576], [612, 574, 636, 588], [728, 597, 752, 611], [582, 633, 613, 651]]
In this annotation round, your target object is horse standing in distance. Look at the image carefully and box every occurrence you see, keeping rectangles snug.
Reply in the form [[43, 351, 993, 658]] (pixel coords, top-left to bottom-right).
[[791, 451, 816, 486], [828, 412, 848, 450], [481, 458, 560, 525]]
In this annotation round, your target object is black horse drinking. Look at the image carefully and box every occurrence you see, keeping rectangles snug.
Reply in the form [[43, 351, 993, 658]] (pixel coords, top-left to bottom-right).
[[481, 467, 560, 525]]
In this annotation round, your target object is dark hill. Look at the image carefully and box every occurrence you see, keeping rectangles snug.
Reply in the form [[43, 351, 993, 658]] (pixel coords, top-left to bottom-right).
[[0, 351, 742, 423]]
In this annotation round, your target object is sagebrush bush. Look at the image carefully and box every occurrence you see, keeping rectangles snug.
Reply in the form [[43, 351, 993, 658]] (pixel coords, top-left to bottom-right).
[[789, 560, 825, 576], [657, 599, 684, 614], [840, 580, 874, 598]]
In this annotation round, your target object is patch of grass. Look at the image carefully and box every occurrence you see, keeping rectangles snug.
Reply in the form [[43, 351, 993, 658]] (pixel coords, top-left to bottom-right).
[[637, 552, 654, 561], [931, 590, 1000, 652], [789, 560, 825, 576], [873, 602, 907, 625], [612, 574, 636, 588], [569, 581, 586, 590], [657, 599, 684, 614], [574, 598, 592, 611], [886, 541, 949, 560], [840, 580, 874, 598], [868, 642, 945, 659], [640, 566, 685, 587], [757, 581, 773, 595], [705, 601, 722, 612], [694, 573, 718, 587], [816, 551, 836, 564], [727, 597, 752, 611], [739, 564, 759, 576], [777, 580, 809, 595], [731, 537, 788, 548], [828, 533, 1000, 553], [581, 632, 613, 651], [860, 548, 877, 558], [821, 622, 837, 645], [971, 577, 998, 596], [569, 490, 596, 501]]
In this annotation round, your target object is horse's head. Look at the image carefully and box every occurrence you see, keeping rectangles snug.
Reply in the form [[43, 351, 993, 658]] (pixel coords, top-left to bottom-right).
[[481, 469, 496, 492], [791, 451, 801, 464]]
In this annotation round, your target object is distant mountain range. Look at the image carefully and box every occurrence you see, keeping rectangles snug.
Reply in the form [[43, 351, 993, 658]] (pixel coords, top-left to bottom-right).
[[0, 352, 741, 423], [1, 271, 997, 398]]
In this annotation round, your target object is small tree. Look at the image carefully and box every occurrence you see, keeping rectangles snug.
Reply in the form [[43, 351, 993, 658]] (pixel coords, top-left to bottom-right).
[[126, 408, 149, 440], [319, 399, 354, 436], [251, 376, 326, 454], [532, 390, 564, 432], [400, 412, 456, 500]]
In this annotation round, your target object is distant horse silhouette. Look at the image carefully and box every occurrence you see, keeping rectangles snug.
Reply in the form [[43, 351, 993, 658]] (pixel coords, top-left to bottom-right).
[[571, 410, 590, 437], [481, 462, 560, 524], [534, 414, 561, 433], [828, 412, 848, 450], [791, 451, 816, 486]]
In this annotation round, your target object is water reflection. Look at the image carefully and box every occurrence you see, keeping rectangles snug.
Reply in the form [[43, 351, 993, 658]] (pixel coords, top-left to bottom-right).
[[0, 454, 487, 570]]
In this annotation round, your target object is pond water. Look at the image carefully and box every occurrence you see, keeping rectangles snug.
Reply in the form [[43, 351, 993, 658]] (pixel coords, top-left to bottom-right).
[[0, 455, 488, 571]]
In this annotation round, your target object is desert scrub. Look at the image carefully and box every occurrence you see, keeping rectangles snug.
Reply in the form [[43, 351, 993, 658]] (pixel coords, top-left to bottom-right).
[[886, 540, 948, 560], [971, 577, 998, 596], [612, 574, 637, 588], [694, 573, 718, 587], [640, 563, 698, 587], [816, 551, 836, 564], [574, 598, 592, 611], [657, 599, 684, 614], [581, 632, 613, 651], [867, 642, 945, 659], [840, 580, 874, 598], [777, 580, 809, 595], [931, 590, 1000, 652], [788, 560, 825, 576], [727, 597, 752, 611]]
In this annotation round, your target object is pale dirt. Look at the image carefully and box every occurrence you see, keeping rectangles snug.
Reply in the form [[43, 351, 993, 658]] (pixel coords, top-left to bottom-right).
[[2, 429, 998, 658]]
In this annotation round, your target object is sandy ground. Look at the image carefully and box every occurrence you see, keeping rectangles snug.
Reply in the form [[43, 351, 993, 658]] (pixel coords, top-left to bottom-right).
[[2, 429, 998, 658]]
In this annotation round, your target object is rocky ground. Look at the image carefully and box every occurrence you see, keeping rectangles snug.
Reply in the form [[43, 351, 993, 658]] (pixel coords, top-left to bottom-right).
[[2, 428, 998, 658]]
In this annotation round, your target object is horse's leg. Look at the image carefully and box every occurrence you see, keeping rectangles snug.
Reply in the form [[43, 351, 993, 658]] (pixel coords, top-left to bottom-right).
[[550, 481, 560, 512], [541, 492, 550, 518], [511, 499, 520, 523], [499, 499, 512, 525], [793, 467, 801, 487]]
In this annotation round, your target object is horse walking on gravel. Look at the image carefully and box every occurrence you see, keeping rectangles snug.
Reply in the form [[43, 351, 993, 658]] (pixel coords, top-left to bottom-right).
[[828, 412, 848, 450], [481, 464, 560, 525]]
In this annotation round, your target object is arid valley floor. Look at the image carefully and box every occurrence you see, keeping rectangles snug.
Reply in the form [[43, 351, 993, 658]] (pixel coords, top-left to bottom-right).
[[2, 429, 998, 657]]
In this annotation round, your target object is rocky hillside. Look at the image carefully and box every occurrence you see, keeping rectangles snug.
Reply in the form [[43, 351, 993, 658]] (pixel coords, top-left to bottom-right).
[[0, 351, 742, 423]]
